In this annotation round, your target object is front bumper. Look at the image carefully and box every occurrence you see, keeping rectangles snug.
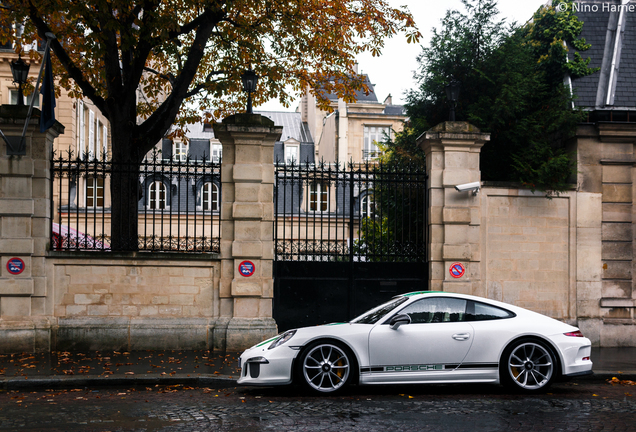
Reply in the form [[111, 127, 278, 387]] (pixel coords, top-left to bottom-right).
[[237, 346, 298, 386]]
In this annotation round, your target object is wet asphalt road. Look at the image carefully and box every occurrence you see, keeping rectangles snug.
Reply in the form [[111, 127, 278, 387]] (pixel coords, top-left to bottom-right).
[[1, 378, 636, 431]]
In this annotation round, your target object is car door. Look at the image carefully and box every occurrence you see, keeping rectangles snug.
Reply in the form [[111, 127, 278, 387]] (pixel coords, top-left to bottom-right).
[[366, 297, 474, 383]]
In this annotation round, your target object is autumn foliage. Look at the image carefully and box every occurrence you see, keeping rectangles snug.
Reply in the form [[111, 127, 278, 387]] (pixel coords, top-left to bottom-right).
[[1, 0, 419, 152], [0, 0, 419, 249]]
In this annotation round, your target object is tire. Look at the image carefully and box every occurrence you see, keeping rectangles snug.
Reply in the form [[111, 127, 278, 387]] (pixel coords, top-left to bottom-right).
[[295, 341, 355, 394], [500, 338, 557, 392]]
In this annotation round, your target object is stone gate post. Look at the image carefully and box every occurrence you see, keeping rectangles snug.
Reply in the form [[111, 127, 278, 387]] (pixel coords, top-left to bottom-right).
[[0, 106, 63, 351], [213, 114, 282, 351], [417, 122, 489, 294]]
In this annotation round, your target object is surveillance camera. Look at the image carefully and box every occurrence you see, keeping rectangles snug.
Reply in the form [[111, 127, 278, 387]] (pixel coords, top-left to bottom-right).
[[454, 181, 481, 194]]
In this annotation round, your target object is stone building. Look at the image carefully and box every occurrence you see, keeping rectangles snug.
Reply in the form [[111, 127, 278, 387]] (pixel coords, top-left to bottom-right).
[[299, 67, 407, 164], [568, 0, 636, 344]]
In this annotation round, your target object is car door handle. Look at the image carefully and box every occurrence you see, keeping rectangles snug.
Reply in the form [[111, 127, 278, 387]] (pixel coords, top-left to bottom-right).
[[452, 333, 471, 341]]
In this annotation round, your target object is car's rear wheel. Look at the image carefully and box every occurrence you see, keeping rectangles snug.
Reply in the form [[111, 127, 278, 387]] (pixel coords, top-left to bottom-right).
[[296, 341, 354, 394], [501, 339, 557, 392]]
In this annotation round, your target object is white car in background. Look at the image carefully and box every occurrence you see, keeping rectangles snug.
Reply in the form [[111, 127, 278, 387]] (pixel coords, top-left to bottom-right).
[[238, 291, 593, 394]]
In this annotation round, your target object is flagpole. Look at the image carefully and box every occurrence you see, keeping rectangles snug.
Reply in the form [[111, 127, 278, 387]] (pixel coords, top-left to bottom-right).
[[17, 32, 56, 154]]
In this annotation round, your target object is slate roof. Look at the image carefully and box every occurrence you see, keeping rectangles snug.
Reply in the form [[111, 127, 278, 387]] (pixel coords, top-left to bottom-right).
[[256, 111, 313, 144], [184, 122, 215, 140], [571, 0, 636, 109], [170, 112, 313, 145], [323, 74, 379, 103], [383, 105, 406, 116]]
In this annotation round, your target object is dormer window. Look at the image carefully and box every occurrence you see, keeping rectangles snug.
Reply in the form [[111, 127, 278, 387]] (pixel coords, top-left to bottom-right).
[[173, 141, 187, 162], [284, 139, 300, 164]]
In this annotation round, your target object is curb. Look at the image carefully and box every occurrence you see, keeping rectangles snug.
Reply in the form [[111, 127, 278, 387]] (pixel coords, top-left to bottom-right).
[[1, 374, 237, 391], [2, 371, 634, 391]]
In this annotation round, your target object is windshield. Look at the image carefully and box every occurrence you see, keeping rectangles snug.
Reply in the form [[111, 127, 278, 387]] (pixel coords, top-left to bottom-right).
[[350, 296, 409, 324]]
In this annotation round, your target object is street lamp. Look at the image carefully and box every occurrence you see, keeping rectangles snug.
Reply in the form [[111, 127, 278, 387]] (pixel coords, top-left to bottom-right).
[[241, 69, 258, 114], [10, 54, 30, 106], [445, 77, 461, 121]]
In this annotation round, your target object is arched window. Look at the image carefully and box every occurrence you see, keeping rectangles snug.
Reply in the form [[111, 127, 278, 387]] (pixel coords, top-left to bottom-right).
[[149, 181, 166, 209], [202, 182, 219, 211], [361, 193, 375, 219]]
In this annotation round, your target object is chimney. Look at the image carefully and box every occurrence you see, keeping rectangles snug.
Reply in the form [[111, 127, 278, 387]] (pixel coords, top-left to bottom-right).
[[383, 94, 393, 105]]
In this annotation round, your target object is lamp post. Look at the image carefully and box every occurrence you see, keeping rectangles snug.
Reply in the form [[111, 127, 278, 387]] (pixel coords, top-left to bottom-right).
[[10, 54, 30, 106], [241, 69, 258, 114], [445, 77, 461, 121]]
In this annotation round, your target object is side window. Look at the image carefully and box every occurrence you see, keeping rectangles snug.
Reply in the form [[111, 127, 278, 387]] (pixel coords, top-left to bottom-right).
[[397, 297, 468, 324], [467, 301, 515, 321]]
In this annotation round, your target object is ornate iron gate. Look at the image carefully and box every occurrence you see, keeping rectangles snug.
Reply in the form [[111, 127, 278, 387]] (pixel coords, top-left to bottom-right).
[[273, 161, 428, 331]]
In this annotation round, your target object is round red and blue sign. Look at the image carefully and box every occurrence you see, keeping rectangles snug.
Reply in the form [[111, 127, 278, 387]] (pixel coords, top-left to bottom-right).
[[6, 257, 25, 275], [449, 262, 465, 279], [239, 260, 255, 277]]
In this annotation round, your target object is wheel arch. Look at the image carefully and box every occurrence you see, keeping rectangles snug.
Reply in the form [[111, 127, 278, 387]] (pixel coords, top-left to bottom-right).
[[499, 334, 564, 378], [291, 337, 361, 385]]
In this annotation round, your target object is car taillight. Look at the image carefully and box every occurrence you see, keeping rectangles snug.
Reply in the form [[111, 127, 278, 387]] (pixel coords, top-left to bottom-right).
[[564, 330, 584, 337], [582, 356, 590, 361]]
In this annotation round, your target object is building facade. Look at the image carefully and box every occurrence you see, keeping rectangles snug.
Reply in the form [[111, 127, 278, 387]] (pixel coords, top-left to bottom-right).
[[299, 69, 407, 164]]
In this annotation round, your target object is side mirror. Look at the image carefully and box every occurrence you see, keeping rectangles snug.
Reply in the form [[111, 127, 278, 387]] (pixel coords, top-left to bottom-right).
[[389, 314, 411, 330]]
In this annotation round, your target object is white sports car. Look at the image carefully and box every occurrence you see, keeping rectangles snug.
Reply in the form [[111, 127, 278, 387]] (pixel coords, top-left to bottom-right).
[[238, 291, 593, 394]]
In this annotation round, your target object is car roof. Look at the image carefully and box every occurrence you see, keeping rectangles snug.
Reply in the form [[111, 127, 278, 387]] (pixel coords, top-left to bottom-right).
[[402, 290, 553, 316], [400, 291, 519, 310]]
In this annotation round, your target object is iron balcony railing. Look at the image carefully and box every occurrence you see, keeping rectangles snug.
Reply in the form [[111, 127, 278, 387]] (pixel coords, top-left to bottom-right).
[[51, 150, 221, 253]]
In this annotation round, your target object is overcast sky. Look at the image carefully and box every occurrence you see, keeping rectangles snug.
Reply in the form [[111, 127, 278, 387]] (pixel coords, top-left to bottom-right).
[[258, 0, 549, 112]]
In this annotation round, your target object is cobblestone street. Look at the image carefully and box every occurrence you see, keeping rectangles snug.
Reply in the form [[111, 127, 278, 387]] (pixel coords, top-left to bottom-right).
[[1, 378, 635, 431]]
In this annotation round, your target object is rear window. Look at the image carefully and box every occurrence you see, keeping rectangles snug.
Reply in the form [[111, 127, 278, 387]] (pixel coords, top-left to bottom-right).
[[467, 301, 515, 321]]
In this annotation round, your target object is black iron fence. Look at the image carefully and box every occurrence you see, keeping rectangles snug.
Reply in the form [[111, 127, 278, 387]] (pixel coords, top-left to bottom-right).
[[274, 160, 428, 263], [51, 150, 221, 253]]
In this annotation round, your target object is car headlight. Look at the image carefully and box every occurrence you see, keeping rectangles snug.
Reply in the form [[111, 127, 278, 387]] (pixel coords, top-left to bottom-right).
[[268, 330, 296, 350]]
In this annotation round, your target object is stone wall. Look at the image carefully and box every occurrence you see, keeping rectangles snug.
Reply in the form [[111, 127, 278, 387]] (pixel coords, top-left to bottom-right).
[[1, 110, 279, 353], [46, 255, 221, 351], [51, 257, 217, 319], [572, 123, 636, 347], [481, 188, 575, 321], [419, 120, 636, 347]]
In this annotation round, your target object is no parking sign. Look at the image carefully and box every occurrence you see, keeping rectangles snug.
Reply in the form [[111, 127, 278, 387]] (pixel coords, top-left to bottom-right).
[[239, 260, 255, 277], [449, 262, 465, 279], [6, 257, 25, 275]]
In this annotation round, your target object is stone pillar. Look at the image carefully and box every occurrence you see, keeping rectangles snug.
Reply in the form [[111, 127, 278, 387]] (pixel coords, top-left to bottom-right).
[[0, 106, 63, 352], [417, 121, 489, 294], [213, 114, 282, 351]]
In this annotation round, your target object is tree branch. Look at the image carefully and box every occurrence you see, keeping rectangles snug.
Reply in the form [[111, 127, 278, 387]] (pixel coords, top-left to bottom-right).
[[135, 8, 225, 151], [26, 0, 108, 115]]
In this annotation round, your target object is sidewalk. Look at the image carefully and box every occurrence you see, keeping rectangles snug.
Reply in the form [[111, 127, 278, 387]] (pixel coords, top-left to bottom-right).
[[0, 349, 241, 390], [0, 347, 634, 390]]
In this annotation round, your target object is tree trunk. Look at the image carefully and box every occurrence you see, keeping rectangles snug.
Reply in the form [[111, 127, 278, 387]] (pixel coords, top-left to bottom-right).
[[109, 124, 144, 252]]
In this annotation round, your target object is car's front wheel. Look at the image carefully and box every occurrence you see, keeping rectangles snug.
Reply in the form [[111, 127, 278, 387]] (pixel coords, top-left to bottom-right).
[[501, 339, 557, 392], [296, 341, 354, 394]]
